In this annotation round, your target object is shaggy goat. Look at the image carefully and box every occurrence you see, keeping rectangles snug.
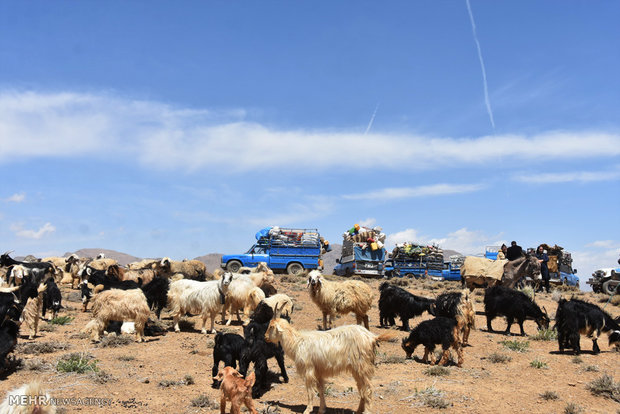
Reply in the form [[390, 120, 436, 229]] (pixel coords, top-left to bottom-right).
[[222, 273, 256, 326], [432, 290, 476, 345], [156, 257, 208, 281], [307, 270, 373, 330], [265, 311, 394, 414], [211, 332, 247, 388], [140, 276, 170, 319], [41, 278, 62, 320], [0, 381, 57, 414], [213, 366, 258, 414], [378, 282, 434, 330], [167, 276, 230, 334], [80, 268, 142, 312], [239, 303, 288, 398], [401, 317, 464, 367], [484, 286, 549, 336], [20, 282, 46, 340], [82, 288, 150, 342], [555, 298, 620, 354]]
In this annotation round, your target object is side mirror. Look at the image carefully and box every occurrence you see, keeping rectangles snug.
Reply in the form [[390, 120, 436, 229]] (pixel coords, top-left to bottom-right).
[[573, 269, 577, 274], [336, 259, 340, 264]]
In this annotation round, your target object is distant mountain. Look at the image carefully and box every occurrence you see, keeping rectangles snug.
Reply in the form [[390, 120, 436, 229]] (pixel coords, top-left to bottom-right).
[[68, 248, 142, 266]]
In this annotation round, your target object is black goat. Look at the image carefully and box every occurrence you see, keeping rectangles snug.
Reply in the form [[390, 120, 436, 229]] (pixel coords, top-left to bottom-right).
[[1, 253, 55, 284], [378, 282, 435, 330], [556, 298, 620, 355], [211, 332, 248, 388], [433, 291, 476, 345], [42, 278, 62, 319], [239, 302, 289, 398], [401, 317, 463, 367], [140, 277, 170, 320], [484, 286, 549, 336], [80, 267, 142, 311]]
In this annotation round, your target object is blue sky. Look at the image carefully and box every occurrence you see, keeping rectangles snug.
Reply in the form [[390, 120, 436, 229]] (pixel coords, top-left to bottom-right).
[[1, 1, 618, 284]]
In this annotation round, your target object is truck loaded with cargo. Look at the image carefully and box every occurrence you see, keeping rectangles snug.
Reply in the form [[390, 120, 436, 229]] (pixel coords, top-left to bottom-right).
[[334, 224, 387, 277], [221, 227, 326, 275], [386, 242, 444, 279]]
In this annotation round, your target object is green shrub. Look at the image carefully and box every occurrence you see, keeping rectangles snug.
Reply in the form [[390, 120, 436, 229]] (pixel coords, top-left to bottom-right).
[[501, 340, 530, 352], [531, 328, 557, 341], [49, 316, 74, 325], [530, 358, 548, 369], [57, 353, 99, 373]]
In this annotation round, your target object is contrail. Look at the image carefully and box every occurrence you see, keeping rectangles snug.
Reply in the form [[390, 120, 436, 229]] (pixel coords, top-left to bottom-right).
[[465, 0, 495, 132], [364, 102, 380, 135]]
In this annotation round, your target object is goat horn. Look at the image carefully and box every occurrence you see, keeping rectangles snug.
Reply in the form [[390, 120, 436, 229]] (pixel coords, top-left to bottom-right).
[[273, 303, 282, 319]]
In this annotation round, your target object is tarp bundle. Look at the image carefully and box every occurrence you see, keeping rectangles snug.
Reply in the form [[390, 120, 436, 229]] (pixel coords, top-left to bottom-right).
[[460, 256, 506, 281], [256, 226, 321, 247]]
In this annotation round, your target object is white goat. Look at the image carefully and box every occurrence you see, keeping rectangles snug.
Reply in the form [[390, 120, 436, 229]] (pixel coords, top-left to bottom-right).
[[265, 312, 394, 414], [82, 288, 150, 342], [222, 273, 255, 326], [247, 288, 294, 317], [307, 270, 373, 330], [0, 381, 56, 414], [167, 275, 231, 334]]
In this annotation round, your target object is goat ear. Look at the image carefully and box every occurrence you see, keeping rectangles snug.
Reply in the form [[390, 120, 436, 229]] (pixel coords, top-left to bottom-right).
[[246, 372, 256, 387], [273, 303, 282, 319]]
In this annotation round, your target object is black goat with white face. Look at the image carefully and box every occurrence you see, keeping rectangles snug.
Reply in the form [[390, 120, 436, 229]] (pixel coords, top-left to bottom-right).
[[239, 302, 288, 398], [556, 298, 620, 355]]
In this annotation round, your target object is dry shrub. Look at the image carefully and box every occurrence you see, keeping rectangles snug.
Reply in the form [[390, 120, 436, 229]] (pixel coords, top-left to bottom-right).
[[97, 334, 134, 348], [539, 391, 559, 401], [588, 374, 620, 402], [18, 341, 70, 355], [487, 352, 512, 364]]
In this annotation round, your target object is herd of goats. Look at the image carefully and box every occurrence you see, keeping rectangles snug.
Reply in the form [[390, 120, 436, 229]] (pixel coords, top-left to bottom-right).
[[0, 252, 619, 414]]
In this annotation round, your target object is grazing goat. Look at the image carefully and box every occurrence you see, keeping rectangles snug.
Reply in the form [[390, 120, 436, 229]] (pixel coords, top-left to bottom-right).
[[265, 310, 394, 414], [82, 288, 150, 342], [213, 367, 258, 414], [0, 381, 57, 414], [307, 270, 373, 330], [484, 286, 549, 336], [41, 278, 62, 320], [239, 303, 288, 398], [401, 317, 464, 367], [378, 282, 434, 330], [168, 276, 230, 334], [432, 290, 476, 345], [211, 332, 247, 388], [555, 298, 620, 354]]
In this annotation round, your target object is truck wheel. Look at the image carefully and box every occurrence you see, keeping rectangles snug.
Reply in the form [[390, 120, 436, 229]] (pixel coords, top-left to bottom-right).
[[226, 260, 242, 273], [345, 268, 353, 277], [286, 262, 304, 276], [602, 280, 618, 295]]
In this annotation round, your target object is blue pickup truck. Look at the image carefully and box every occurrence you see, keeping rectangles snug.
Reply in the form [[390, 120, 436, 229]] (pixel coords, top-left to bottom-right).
[[334, 239, 386, 277], [221, 227, 323, 275]]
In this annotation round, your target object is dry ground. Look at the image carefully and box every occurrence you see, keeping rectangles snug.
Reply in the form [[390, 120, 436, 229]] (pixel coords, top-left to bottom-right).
[[1, 275, 619, 413]]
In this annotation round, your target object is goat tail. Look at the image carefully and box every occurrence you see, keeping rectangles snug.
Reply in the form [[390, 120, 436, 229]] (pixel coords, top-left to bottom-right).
[[375, 331, 399, 344]]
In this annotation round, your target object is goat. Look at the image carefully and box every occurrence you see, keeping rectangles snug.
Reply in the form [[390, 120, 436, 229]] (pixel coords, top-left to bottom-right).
[[20, 282, 46, 340], [555, 298, 620, 354], [0, 289, 21, 374], [239, 303, 288, 398], [222, 273, 255, 326], [432, 290, 476, 345], [41, 278, 62, 320], [484, 286, 549, 336], [401, 316, 464, 367], [265, 308, 394, 414], [1, 253, 56, 284], [79, 266, 142, 311], [88, 257, 118, 271], [82, 288, 150, 342], [307, 270, 373, 330], [211, 332, 247, 388], [167, 276, 230, 334], [378, 282, 434, 330], [156, 257, 208, 281], [0, 381, 57, 414], [213, 366, 258, 414], [140, 276, 170, 319]]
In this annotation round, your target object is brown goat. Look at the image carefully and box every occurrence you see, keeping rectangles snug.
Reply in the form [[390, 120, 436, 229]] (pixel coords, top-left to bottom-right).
[[213, 366, 258, 414]]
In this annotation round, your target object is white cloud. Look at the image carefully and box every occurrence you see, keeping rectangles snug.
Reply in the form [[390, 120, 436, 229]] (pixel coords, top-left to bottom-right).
[[11, 222, 56, 239], [6, 193, 25, 203], [586, 240, 616, 249], [343, 183, 484, 201], [1, 91, 620, 172], [513, 168, 620, 184], [358, 218, 376, 227]]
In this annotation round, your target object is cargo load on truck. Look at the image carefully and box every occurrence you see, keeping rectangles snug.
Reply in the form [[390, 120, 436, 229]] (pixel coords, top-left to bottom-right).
[[334, 224, 387, 277], [389, 242, 444, 277]]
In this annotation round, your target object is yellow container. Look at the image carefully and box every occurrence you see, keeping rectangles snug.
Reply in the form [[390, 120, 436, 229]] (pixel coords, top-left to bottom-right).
[[370, 242, 378, 251]]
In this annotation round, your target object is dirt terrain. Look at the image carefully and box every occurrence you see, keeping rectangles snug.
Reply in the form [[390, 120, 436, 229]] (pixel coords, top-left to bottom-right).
[[1, 275, 619, 413]]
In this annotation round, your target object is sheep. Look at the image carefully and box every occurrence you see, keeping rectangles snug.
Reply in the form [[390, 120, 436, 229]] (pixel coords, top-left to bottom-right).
[[156, 257, 209, 281], [265, 309, 395, 414], [82, 288, 150, 342], [401, 317, 464, 367], [484, 286, 549, 336], [432, 290, 476, 345], [555, 298, 620, 354], [307, 270, 373, 330], [222, 273, 256, 326], [378, 282, 434, 330], [0, 381, 57, 414], [41, 278, 62, 320], [167, 275, 231, 334]]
